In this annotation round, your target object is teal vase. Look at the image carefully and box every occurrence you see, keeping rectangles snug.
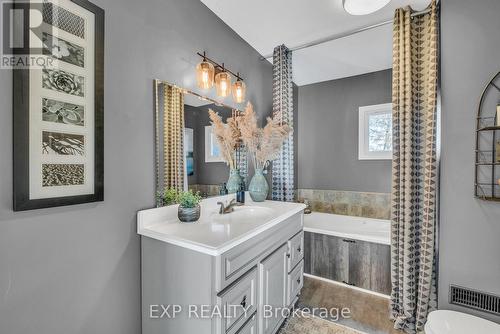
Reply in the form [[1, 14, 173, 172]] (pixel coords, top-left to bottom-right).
[[249, 168, 269, 202], [227, 168, 242, 194]]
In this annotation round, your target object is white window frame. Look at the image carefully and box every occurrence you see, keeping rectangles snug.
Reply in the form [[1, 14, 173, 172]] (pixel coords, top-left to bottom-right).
[[358, 103, 393, 160], [204, 125, 225, 163]]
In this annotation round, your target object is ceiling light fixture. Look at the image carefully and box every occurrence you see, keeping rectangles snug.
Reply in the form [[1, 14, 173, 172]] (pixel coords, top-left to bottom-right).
[[342, 0, 391, 15]]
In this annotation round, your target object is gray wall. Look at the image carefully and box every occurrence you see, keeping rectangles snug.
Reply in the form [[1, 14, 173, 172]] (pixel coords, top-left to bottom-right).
[[439, 0, 500, 322], [0, 0, 273, 333], [297, 70, 392, 193], [186, 104, 232, 186]]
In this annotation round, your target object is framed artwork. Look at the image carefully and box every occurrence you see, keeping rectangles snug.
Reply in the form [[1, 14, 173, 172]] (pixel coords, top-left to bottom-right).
[[358, 103, 393, 160], [13, 0, 104, 211], [204, 125, 225, 163], [184, 128, 194, 176]]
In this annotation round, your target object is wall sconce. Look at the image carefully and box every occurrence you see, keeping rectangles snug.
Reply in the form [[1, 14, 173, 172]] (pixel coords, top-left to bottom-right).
[[196, 52, 246, 103], [196, 52, 215, 89], [232, 75, 246, 103], [215, 66, 232, 98]]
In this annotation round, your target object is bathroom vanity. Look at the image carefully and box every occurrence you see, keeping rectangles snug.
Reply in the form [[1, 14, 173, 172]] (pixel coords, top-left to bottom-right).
[[138, 194, 306, 334]]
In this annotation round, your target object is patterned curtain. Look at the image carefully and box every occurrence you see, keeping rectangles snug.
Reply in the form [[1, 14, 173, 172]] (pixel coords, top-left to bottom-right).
[[390, 1, 439, 333], [271, 45, 295, 202], [163, 85, 185, 191], [234, 109, 248, 184]]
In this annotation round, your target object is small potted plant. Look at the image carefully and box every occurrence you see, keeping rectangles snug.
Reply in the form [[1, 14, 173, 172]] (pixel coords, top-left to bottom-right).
[[157, 188, 179, 207], [177, 190, 202, 223]]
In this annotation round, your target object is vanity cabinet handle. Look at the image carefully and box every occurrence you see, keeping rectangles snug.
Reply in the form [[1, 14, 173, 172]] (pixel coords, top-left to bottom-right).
[[297, 246, 301, 253], [286, 253, 291, 258], [240, 295, 247, 308], [342, 239, 355, 243], [296, 278, 301, 284]]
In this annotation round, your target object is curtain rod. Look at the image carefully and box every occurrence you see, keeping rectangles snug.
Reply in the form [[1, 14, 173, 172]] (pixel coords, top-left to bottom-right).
[[260, 7, 432, 60]]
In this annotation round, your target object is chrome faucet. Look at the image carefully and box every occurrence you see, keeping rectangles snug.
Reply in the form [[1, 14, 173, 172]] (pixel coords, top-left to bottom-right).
[[217, 199, 239, 214]]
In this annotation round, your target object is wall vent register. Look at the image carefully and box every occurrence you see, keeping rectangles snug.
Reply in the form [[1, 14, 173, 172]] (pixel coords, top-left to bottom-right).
[[450, 285, 500, 316]]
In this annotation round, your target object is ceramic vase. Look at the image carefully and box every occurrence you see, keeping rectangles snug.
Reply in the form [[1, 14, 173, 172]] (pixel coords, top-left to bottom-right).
[[227, 168, 242, 194], [249, 168, 268, 202], [178, 204, 200, 223]]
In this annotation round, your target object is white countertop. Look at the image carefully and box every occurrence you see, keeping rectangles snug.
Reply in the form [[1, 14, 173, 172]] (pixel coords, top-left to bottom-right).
[[137, 194, 306, 256]]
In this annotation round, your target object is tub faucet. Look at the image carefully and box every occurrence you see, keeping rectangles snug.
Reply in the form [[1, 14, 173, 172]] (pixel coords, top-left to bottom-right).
[[303, 199, 312, 214], [217, 199, 239, 214]]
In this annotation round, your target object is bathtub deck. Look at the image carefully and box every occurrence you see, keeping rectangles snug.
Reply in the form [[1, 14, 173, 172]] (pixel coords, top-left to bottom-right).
[[303, 212, 390, 245]]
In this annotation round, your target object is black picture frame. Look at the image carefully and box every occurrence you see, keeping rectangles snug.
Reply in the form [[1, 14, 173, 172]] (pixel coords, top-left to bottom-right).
[[13, 0, 104, 211]]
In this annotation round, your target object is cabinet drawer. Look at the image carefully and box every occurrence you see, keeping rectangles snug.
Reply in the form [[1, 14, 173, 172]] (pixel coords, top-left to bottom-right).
[[236, 314, 257, 334], [218, 213, 302, 291], [287, 232, 304, 272], [218, 268, 257, 334], [287, 260, 304, 305]]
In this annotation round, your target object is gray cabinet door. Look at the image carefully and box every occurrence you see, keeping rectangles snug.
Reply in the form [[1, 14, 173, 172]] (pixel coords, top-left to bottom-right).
[[367, 240, 391, 295], [348, 239, 391, 295], [304, 232, 348, 283], [347, 239, 371, 290], [258, 243, 288, 334]]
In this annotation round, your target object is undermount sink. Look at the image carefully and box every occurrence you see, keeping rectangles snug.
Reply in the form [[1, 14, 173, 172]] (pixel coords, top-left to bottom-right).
[[212, 205, 275, 224]]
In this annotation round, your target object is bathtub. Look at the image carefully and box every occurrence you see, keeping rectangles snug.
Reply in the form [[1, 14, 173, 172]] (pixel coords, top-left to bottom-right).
[[303, 212, 391, 245]]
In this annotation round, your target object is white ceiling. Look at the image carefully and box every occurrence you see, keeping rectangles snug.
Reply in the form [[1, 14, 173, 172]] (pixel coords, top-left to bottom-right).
[[200, 0, 430, 86]]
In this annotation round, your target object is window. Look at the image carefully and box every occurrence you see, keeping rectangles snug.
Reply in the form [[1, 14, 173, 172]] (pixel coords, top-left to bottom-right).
[[358, 103, 393, 160]]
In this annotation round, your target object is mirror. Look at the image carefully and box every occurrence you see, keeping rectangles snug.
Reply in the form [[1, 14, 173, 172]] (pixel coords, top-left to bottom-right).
[[154, 80, 248, 204]]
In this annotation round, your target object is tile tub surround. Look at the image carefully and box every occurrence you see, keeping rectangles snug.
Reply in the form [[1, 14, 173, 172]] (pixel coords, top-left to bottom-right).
[[297, 189, 391, 220], [188, 184, 220, 197]]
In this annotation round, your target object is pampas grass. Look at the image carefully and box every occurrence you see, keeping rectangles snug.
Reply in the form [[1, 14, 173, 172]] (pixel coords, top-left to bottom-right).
[[239, 102, 291, 170]]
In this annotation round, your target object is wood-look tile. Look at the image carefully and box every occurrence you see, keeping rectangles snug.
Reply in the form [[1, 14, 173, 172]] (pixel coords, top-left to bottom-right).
[[299, 276, 404, 334]]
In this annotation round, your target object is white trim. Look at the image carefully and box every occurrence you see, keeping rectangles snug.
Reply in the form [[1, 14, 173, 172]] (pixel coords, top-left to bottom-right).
[[358, 103, 393, 160], [304, 273, 390, 299]]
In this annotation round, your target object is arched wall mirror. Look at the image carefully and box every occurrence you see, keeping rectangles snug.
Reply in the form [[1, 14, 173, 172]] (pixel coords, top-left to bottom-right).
[[154, 80, 248, 205]]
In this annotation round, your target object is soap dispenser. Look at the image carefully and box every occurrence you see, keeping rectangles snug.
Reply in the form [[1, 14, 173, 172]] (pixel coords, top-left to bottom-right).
[[237, 181, 245, 204]]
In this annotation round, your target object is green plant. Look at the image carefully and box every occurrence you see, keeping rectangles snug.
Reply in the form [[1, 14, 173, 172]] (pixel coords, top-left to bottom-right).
[[158, 188, 179, 206], [177, 190, 202, 208]]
